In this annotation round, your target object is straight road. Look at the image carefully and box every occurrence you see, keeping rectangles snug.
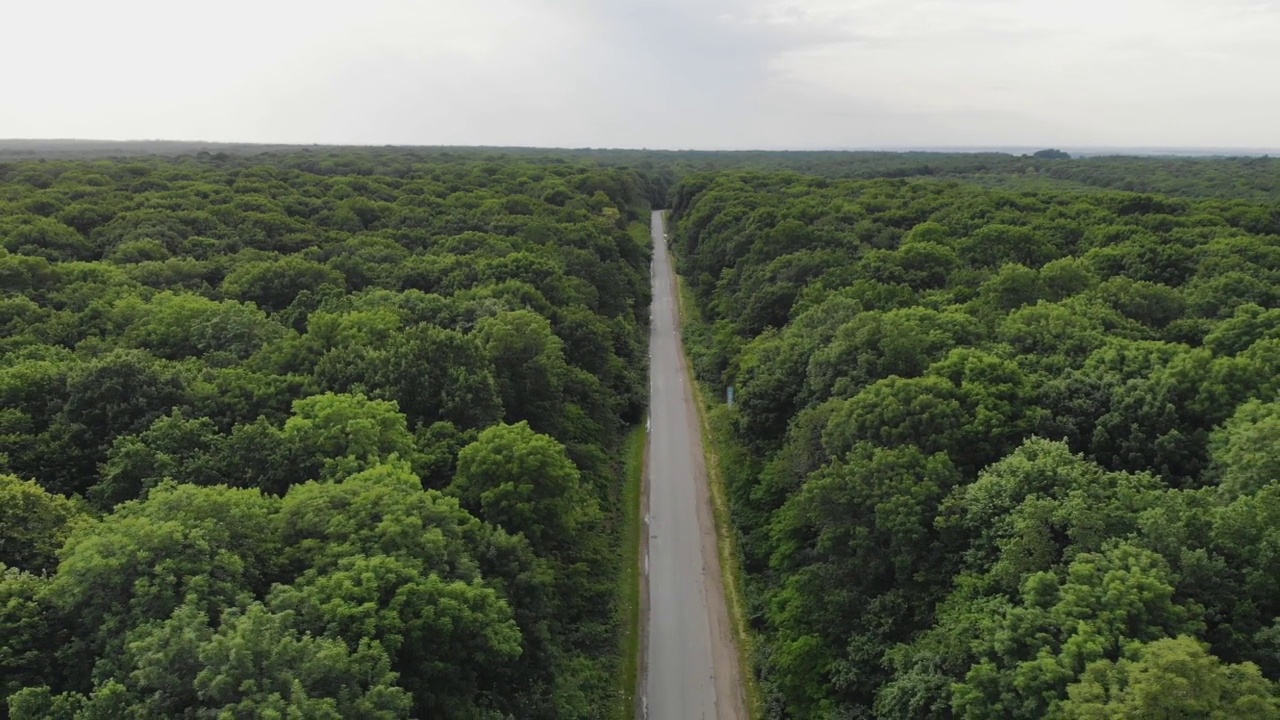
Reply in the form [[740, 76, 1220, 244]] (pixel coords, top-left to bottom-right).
[[642, 210, 746, 720]]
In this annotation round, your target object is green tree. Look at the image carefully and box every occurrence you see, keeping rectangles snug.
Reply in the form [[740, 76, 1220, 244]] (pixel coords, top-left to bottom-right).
[[768, 444, 962, 715], [270, 554, 522, 717], [1062, 636, 1280, 720], [92, 411, 223, 508], [42, 350, 190, 496], [2, 217, 94, 262], [0, 570, 58, 709], [0, 474, 84, 572], [1207, 399, 1280, 498], [221, 256, 345, 312], [374, 324, 502, 429], [801, 307, 981, 405], [957, 224, 1058, 268], [193, 603, 412, 719], [473, 311, 569, 435], [48, 483, 282, 686], [119, 291, 286, 360], [1040, 256, 1099, 301], [951, 543, 1200, 719], [451, 422, 599, 557], [280, 392, 420, 481]]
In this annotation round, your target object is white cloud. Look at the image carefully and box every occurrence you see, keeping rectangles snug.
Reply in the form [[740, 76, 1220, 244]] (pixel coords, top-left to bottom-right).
[[745, 0, 1280, 146], [0, 0, 1277, 148]]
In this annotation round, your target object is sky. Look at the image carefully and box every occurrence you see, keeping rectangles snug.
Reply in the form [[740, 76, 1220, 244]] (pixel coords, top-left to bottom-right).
[[2, 0, 1278, 150]]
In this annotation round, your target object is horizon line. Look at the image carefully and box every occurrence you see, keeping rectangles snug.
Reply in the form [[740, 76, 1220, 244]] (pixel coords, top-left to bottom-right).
[[2, 138, 1278, 157]]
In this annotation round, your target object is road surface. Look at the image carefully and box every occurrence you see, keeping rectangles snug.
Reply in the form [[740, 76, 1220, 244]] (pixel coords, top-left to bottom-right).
[[642, 210, 746, 720]]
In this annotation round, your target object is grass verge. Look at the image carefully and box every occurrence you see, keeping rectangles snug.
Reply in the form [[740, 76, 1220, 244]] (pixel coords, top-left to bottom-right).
[[629, 219, 652, 252], [612, 424, 647, 719], [673, 268, 768, 719]]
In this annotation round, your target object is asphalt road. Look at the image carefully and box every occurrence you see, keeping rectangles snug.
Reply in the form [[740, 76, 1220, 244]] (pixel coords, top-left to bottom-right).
[[642, 210, 746, 720]]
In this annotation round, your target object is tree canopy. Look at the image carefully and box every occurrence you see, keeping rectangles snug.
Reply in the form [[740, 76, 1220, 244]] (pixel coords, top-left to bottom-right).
[[0, 153, 652, 718], [5, 145, 1280, 718], [670, 169, 1280, 718]]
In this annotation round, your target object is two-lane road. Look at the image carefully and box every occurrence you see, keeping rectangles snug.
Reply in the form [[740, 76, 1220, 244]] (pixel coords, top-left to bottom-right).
[[643, 210, 746, 720]]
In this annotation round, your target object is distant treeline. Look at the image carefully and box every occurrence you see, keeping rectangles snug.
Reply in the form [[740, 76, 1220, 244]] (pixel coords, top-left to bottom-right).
[[4, 141, 1279, 202]]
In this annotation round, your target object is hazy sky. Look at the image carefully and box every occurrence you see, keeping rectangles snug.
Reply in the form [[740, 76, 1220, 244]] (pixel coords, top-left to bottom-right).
[[3, 0, 1278, 149]]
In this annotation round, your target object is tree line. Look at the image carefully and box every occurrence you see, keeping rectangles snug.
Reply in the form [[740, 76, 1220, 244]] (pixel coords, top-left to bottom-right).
[[670, 171, 1280, 718], [7, 144, 1278, 204], [0, 155, 653, 718]]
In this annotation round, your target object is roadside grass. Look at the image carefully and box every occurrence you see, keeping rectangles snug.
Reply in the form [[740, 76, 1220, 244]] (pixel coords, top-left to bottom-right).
[[613, 425, 647, 719], [614, 219, 650, 719], [673, 267, 768, 719], [610, 219, 654, 719], [629, 220, 652, 251]]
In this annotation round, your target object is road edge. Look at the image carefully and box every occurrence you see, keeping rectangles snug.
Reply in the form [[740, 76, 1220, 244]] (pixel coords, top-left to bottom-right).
[[634, 422, 651, 720], [629, 217, 653, 720], [667, 215, 766, 720]]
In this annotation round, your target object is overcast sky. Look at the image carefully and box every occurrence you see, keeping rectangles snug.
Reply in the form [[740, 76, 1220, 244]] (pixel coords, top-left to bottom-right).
[[3, 0, 1278, 149]]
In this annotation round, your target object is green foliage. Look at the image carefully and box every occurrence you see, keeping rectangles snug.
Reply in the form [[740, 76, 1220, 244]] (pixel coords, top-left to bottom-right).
[[0, 475, 84, 573], [473, 310, 571, 434], [281, 392, 419, 480], [7, 145, 1280, 719], [10, 601, 414, 720], [452, 422, 600, 555], [1209, 399, 1280, 498], [950, 542, 1199, 719], [1062, 636, 1280, 719], [0, 154, 652, 718], [375, 324, 502, 429], [0, 570, 57, 707], [670, 169, 1280, 718], [221, 256, 346, 312], [768, 444, 961, 714]]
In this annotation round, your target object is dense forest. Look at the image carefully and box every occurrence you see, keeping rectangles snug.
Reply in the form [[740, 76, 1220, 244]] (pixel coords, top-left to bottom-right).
[[6, 141, 1278, 202], [4, 145, 1279, 719], [0, 155, 653, 718], [671, 172, 1280, 718]]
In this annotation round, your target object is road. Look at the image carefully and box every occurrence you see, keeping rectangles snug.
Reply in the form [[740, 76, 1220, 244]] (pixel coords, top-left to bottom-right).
[[642, 210, 746, 720]]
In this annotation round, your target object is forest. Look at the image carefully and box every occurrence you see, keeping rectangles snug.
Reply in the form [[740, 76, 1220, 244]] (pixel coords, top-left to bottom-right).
[[3, 145, 1279, 719], [670, 170, 1280, 718], [6, 141, 1279, 203], [0, 154, 653, 718]]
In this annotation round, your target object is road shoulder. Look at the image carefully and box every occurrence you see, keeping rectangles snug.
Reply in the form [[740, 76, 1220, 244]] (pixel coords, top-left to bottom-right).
[[670, 235, 765, 720]]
